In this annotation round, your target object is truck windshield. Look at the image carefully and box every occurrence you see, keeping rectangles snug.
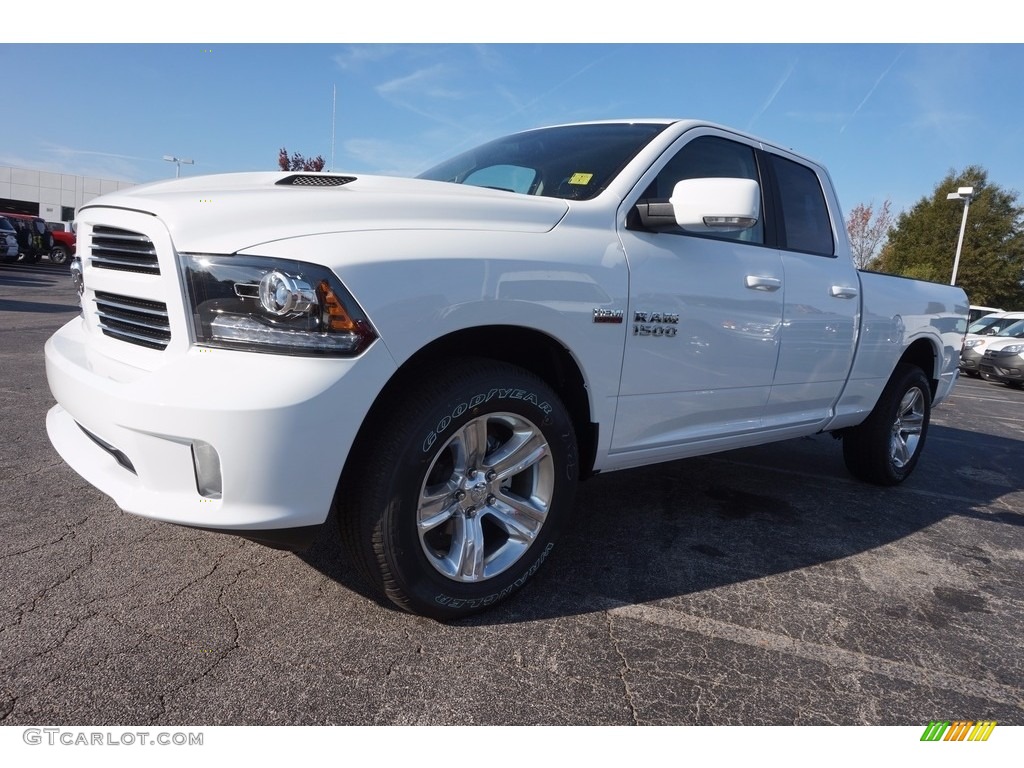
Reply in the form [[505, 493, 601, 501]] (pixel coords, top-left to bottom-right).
[[418, 123, 669, 201]]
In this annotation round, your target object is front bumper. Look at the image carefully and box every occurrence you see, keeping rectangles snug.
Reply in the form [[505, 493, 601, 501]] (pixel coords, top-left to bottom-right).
[[978, 352, 1024, 384], [958, 346, 984, 373], [45, 315, 396, 538]]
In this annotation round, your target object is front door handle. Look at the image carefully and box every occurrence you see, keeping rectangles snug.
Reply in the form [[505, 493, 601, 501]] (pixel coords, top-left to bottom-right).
[[745, 275, 782, 292]]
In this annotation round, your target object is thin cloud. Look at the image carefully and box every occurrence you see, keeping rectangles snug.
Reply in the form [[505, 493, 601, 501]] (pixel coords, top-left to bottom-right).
[[1, 143, 163, 182], [470, 44, 507, 75], [423, 45, 626, 164], [493, 45, 622, 125], [39, 142, 159, 164], [333, 45, 400, 70], [374, 64, 468, 132], [0, 153, 142, 183], [841, 48, 905, 134], [342, 138, 427, 177], [377, 64, 460, 100], [748, 61, 796, 130]]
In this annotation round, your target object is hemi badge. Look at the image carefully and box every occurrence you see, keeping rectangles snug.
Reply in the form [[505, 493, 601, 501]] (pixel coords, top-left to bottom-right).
[[593, 308, 624, 324]]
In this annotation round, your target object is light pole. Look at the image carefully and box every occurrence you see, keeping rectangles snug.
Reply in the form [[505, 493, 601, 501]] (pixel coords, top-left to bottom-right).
[[946, 186, 974, 286], [163, 155, 195, 178]]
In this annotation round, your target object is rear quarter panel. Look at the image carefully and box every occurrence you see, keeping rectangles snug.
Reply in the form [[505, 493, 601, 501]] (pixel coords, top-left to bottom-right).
[[828, 271, 968, 428]]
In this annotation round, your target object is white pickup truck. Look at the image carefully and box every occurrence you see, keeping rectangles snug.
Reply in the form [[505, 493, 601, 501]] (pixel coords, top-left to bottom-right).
[[45, 120, 968, 618]]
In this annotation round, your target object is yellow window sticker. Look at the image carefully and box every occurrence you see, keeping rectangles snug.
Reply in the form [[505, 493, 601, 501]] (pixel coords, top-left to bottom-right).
[[568, 173, 593, 185]]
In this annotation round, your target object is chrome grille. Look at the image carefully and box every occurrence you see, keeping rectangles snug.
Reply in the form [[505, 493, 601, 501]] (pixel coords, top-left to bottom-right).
[[90, 226, 160, 274], [93, 291, 171, 350]]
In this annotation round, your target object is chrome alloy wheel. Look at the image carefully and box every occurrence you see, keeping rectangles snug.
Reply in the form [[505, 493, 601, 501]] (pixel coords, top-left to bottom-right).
[[417, 412, 554, 582], [889, 386, 926, 468]]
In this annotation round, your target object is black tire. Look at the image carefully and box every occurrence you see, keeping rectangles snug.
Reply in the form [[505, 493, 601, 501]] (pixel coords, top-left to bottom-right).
[[1006, 381, 1024, 390], [843, 364, 931, 486], [50, 245, 69, 265], [338, 359, 578, 619]]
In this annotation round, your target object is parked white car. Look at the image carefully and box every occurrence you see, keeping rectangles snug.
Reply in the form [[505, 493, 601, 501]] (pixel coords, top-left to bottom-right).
[[978, 320, 1024, 388], [960, 312, 1024, 376], [968, 304, 1004, 324], [44, 119, 968, 617]]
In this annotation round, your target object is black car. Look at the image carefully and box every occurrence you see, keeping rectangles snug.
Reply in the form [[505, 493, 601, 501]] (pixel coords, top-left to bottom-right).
[[0, 212, 54, 263]]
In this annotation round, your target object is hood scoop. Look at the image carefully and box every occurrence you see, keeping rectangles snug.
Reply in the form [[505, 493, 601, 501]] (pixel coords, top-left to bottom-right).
[[276, 174, 356, 187]]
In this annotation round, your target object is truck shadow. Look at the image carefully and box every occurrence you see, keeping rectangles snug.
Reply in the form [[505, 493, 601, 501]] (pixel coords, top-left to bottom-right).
[[297, 424, 1023, 624], [0, 298, 80, 314], [0, 263, 64, 290]]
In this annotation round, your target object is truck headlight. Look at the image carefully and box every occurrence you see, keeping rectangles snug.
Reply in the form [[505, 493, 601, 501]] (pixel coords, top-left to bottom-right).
[[180, 254, 376, 356], [1000, 344, 1024, 355], [962, 338, 984, 349]]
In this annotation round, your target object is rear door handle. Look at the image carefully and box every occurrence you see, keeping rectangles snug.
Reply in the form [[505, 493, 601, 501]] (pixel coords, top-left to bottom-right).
[[745, 276, 782, 292], [830, 285, 859, 299]]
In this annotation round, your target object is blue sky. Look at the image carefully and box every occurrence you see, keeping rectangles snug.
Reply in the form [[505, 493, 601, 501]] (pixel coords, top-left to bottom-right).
[[2, 36, 1021, 218]]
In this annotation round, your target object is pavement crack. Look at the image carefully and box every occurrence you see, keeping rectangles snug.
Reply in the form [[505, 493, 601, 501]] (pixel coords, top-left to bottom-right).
[[605, 610, 639, 725], [1, 543, 97, 646], [3, 521, 85, 558], [147, 554, 250, 725]]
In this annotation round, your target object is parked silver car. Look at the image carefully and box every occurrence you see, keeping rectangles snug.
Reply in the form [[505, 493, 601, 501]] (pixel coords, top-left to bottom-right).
[[0, 215, 20, 262]]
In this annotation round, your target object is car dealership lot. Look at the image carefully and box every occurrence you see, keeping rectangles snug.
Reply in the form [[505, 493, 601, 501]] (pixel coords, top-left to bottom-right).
[[2, 261, 1022, 725]]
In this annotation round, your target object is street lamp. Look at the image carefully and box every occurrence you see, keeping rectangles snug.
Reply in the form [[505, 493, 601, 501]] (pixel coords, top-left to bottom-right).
[[946, 186, 974, 286], [163, 155, 195, 178]]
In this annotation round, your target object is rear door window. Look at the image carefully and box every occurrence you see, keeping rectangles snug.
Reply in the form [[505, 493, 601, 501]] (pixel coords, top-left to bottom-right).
[[768, 155, 835, 256]]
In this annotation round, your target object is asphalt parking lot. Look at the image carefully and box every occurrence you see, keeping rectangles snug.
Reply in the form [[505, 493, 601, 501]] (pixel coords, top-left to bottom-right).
[[2, 260, 1022, 726]]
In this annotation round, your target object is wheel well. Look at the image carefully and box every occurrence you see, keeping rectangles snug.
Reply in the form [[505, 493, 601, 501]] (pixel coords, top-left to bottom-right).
[[898, 338, 939, 399], [349, 326, 598, 482]]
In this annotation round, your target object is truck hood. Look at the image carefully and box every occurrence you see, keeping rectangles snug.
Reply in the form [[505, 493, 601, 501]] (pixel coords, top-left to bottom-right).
[[982, 336, 1024, 352], [80, 172, 571, 253]]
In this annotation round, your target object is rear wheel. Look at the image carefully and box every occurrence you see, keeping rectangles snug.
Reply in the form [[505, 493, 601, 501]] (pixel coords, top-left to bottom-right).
[[338, 359, 578, 619], [50, 245, 70, 265], [843, 364, 931, 485]]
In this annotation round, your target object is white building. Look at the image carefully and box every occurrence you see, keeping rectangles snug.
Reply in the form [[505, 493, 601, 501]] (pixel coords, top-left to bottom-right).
[[0, 164, 136, 223]]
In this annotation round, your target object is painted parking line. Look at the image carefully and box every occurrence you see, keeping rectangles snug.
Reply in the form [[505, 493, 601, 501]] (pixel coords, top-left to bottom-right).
[[948, 393, 1023, 405]]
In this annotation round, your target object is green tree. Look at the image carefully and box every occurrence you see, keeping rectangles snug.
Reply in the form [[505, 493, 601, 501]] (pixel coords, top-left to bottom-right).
[[871, 166, 1024, 307]]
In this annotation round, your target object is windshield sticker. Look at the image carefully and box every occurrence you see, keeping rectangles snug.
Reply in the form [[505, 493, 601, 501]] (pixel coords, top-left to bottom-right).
[[568, 173, 593, 185]]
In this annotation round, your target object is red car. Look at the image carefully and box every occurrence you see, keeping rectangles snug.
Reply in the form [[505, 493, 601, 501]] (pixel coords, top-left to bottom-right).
[[46, 221, 77, 265]]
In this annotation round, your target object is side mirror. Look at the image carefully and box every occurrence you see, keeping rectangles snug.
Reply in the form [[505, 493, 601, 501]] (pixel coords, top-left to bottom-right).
[[670, 177, 760, 232]]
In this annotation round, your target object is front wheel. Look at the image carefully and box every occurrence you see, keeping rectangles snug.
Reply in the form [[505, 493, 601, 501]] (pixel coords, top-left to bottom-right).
[[50, 245, 70, 265], [338, 359, 578, 619], [842, 364, 931, 485]]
